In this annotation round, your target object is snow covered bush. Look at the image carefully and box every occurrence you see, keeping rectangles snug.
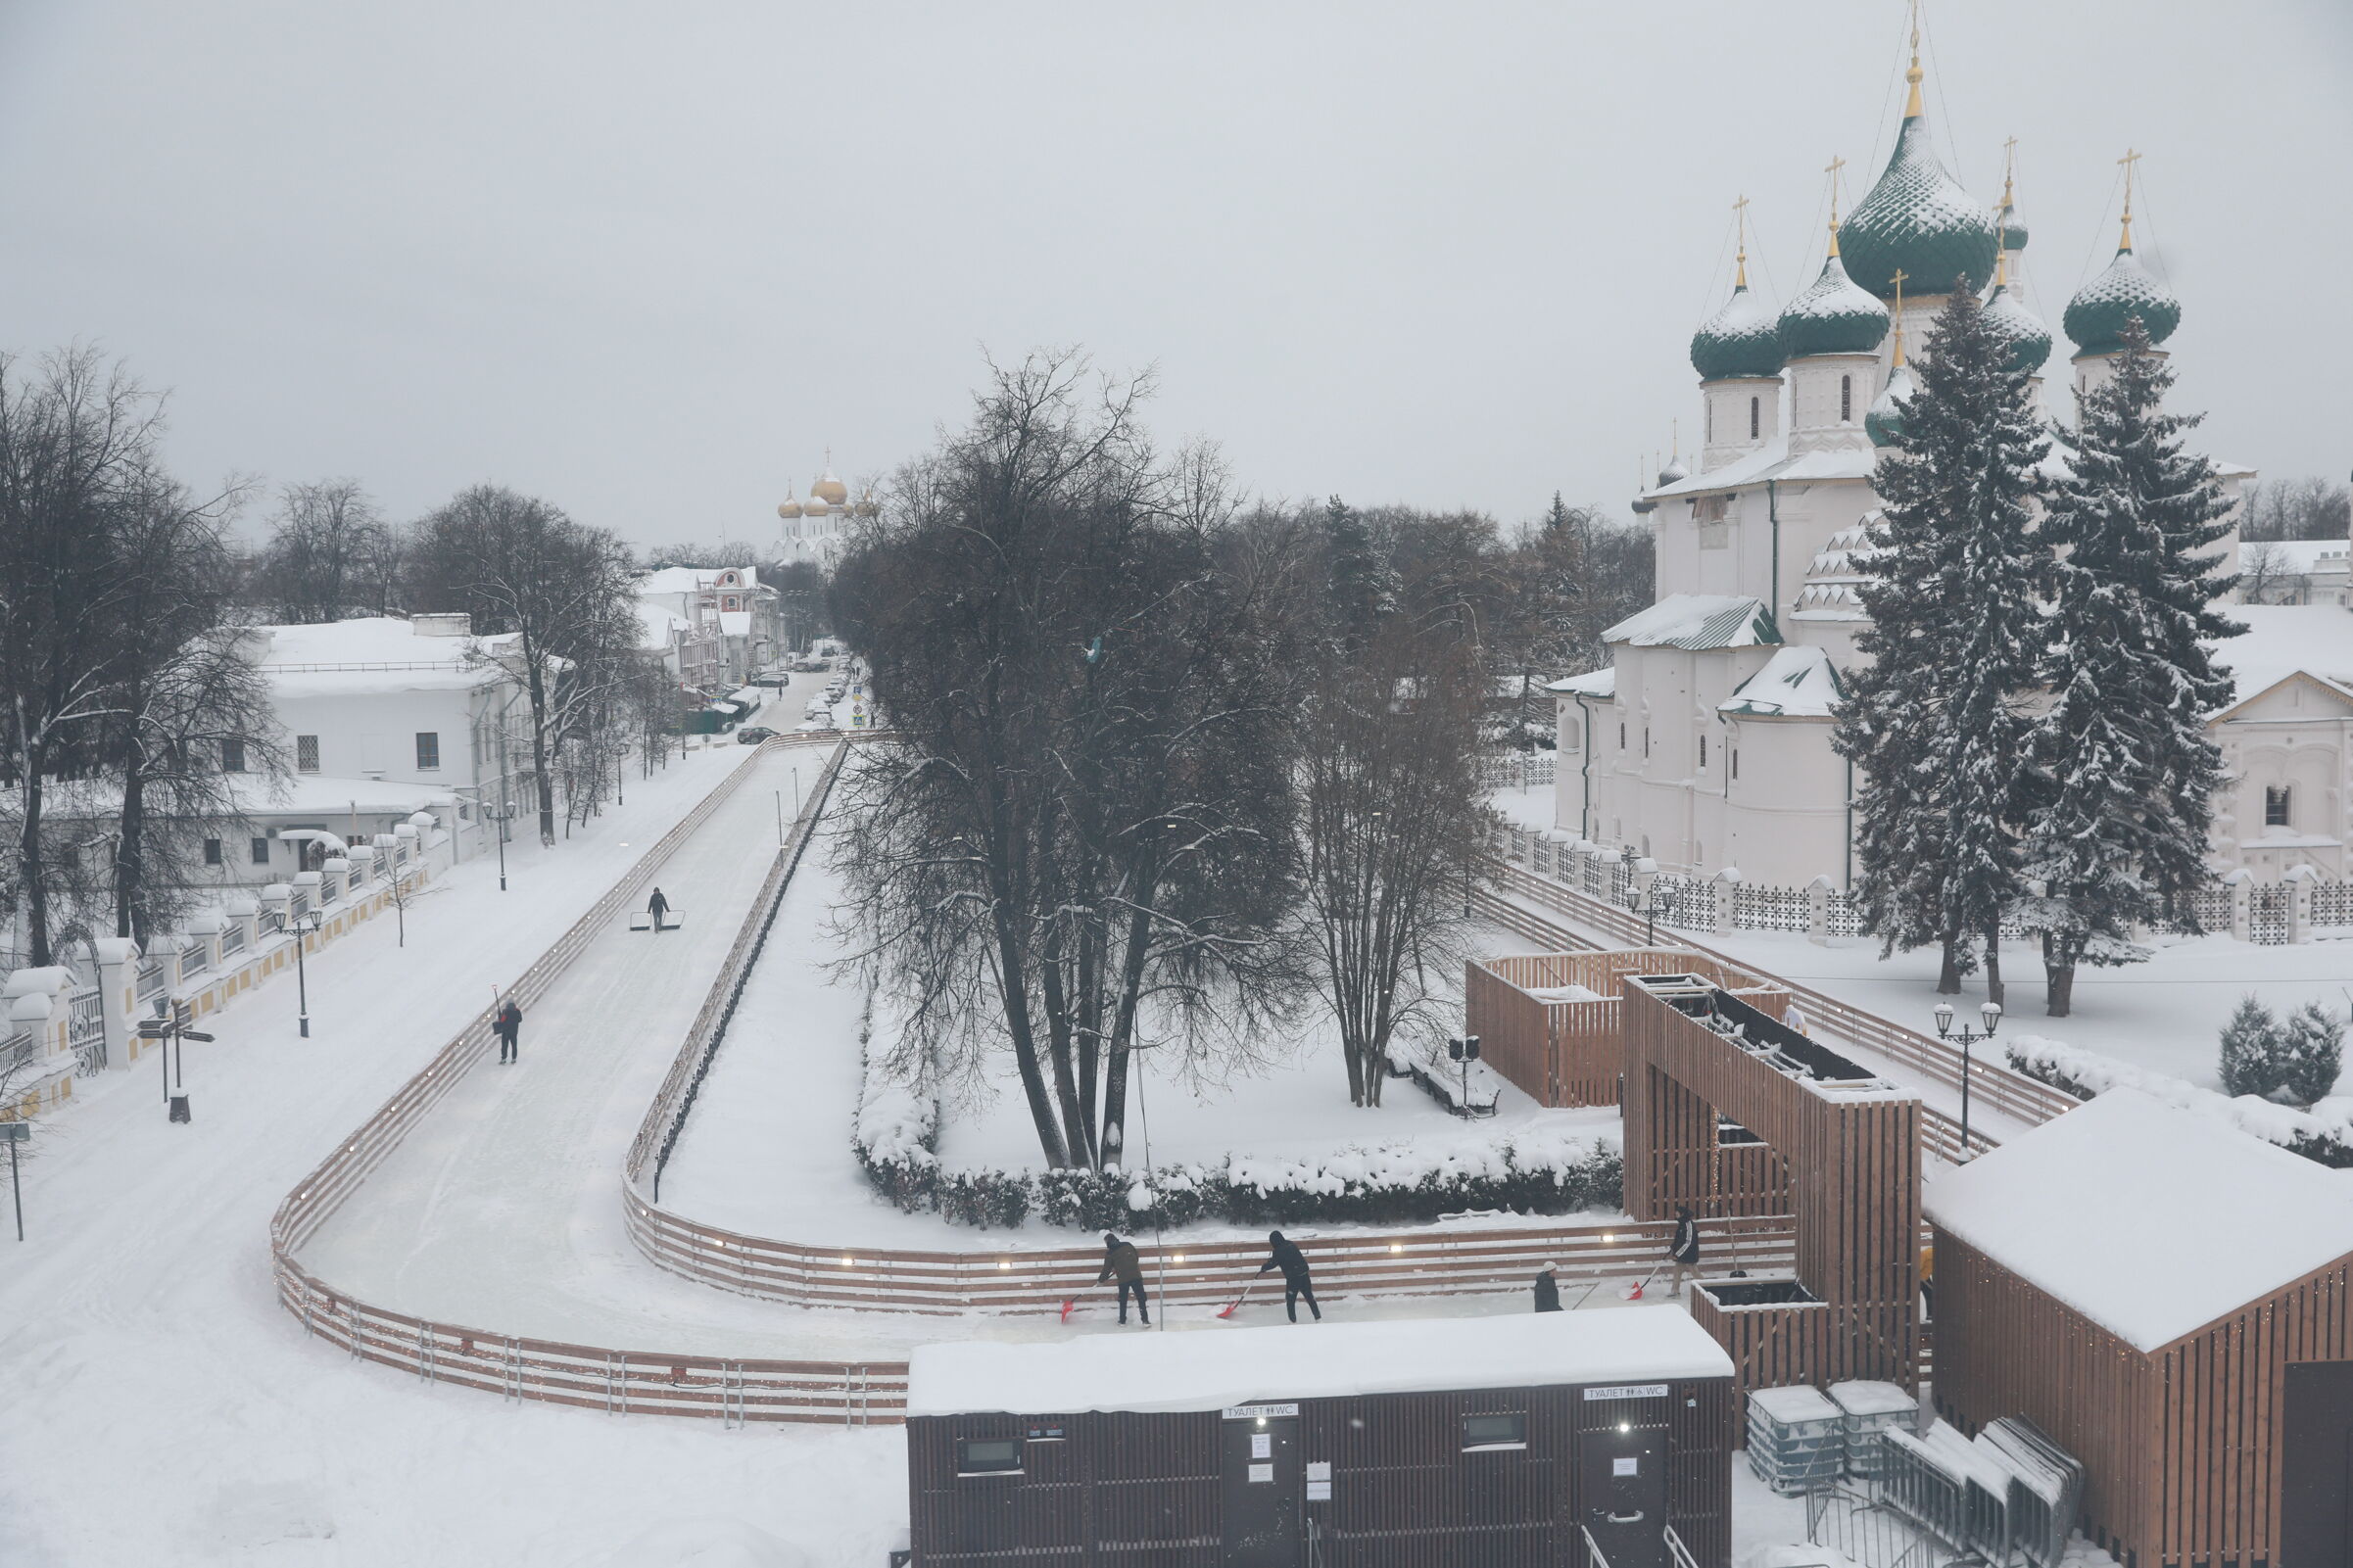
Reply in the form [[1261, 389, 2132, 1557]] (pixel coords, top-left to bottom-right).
[[2008, 1034, 2353, 1169], [2278, 1002, 2347, 1108], [2216, 995, 2285, 1100]]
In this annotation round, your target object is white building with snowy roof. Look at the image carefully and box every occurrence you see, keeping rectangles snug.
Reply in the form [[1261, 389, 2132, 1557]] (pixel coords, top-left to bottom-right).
[[637, 565, 778, 687], [1543, 38, 2335, 886]]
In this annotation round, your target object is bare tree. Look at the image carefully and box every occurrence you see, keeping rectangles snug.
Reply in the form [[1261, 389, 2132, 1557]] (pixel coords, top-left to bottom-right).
[[2236, 540, 2305, 605], [2239, 476, 2351, 543], [408, 486, 640, 845], [833, 353, 1301, 1170], [0, 350, 167, 966], [1297, 614, 1486, 1107], [254, 479, 397, 622]]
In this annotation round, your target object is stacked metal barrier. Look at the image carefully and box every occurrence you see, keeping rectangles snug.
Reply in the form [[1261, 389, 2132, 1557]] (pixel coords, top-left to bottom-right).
[[1874, 1416, 2083, 1567]]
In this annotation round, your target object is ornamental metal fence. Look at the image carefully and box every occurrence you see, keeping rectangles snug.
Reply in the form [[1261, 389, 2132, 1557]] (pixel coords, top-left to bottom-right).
[[67, 986, 106, 1076]]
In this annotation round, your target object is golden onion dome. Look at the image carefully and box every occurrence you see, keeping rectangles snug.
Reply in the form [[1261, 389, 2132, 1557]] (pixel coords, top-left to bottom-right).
[[813, 469, 849, 505], [776, 495, 803, 519]]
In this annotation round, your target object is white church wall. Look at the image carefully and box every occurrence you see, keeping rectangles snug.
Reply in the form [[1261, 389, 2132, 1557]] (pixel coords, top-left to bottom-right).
[[1718, 717, 1852, 885]]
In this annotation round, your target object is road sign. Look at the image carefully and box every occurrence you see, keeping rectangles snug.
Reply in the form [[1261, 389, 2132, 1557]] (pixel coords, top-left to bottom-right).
[[0, 1122, 27, 1142], [181, 1031, 215, 1043]]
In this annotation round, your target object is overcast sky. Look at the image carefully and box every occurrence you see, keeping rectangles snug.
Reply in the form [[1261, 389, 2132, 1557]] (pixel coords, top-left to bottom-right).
[[4, 1, 2345, 551]]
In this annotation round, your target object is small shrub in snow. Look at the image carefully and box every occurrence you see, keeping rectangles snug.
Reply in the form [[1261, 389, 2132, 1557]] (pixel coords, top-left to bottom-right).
[[2278, 1002, 2346, 1108], [2216, 995, 2285, 1100]]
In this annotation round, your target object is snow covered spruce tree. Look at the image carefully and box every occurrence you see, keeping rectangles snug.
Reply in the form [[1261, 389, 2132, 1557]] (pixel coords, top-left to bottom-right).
[[2279, 1001, 2346, 1108], [2217, 994, 2284, 1099], [2015, 320, 2241, 1015], [1835, 282, 2048, 996]]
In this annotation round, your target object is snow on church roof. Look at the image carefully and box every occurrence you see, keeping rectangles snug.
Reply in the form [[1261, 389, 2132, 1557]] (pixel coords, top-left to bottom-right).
[[1604, 594, 1780, 651], [906, 1307, 1734, 1417], [1925, 1088, 2353, 1354], [1546, 667, 1615, 698], [1720, 645, 1844, 717], [1644, 441, 1877, 501]]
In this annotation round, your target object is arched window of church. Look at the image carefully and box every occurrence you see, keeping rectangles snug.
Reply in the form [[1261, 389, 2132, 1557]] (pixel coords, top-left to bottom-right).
[[1841, 375, 1852, 422], [1705, 404, 1712, 442], [1619, 722, 1627, 751], [1699, 736, 1707, 769], [1563, 718, 1582, 750], [1731, 749, 1740, 781], [1749, 397, 1759, 439], [2266, 785, 2292, 828]]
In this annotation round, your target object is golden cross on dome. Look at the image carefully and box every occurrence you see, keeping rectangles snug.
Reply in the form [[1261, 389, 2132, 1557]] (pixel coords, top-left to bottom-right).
[[1824, 155, 1849, 249], [2117, 147, 2141, 251], [1889, 268, 1909, 367], [1732, 195, 1752, 287], [1903, 0, 1925, 118]]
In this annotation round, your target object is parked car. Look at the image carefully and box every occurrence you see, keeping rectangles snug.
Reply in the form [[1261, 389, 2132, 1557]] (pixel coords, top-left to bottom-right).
[[793, 712, 838, 734], [736, 726, 777, 744]]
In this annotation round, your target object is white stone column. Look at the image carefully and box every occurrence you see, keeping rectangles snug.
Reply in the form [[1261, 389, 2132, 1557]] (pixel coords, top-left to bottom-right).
[[2285, 864, 2319, 945], [1807, 875, 1836, 946], [92, 937, 140, 1072], [2224, 868, 2253, 942], [1713, 868, 1741, 937]]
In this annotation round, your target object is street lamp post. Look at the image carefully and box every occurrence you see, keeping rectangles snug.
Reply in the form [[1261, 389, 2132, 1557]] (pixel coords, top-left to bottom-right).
[[1931, 1000, 2001, 1159], [293, 909, 325, 1037], [1620, 848, 1660, 945], [136, 1000, 214, 1121], [490, 802, 513, 891], [1447, 1035, 1481, 1117]]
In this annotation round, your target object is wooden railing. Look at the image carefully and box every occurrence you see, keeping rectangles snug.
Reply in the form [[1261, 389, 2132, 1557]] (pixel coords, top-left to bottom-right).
[[628, 1194, 1796, 1317], [269, 736, 895, 1423], [1482, 862, 2079, 1132]]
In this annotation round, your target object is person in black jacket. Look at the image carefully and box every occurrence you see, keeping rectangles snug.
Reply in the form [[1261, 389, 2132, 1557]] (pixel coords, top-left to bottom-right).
[[1533, 1261, 1562, 1312], [1669, 1205, 1701, 1298], [1258, 1231, 1321, 1322], [495, 999, 523, 1065], [1097, 1232, 1149, 1325], [647, 887, 671, 930]]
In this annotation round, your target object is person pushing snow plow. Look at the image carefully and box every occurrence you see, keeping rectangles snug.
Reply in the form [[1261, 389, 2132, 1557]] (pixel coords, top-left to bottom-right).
[[632, 887, 676, 933]]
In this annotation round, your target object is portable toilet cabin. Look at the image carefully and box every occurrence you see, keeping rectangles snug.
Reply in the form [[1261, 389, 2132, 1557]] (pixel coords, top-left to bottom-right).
[[904, 1307, 1737, 1567]]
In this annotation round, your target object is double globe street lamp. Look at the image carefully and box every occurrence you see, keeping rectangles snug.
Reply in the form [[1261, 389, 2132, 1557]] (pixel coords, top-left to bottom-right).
[[1931, 999, 2001, 1159]]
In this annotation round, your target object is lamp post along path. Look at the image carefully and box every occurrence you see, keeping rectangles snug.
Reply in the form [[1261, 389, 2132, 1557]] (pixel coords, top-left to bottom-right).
[[136, 1001, 215, 1123], [1931, 1000, 2001, 1158]]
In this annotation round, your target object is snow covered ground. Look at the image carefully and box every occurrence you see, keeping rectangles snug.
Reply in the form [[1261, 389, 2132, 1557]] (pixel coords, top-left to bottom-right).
[[0, 729, 923, 1568]]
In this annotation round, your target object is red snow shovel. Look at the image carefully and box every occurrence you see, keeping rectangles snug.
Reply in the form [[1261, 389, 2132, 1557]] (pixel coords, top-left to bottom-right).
[[1216, 1280, 1257, 1320], [1059, 1296, 1080, 1323], [1619, 1262, 1665, 1302]]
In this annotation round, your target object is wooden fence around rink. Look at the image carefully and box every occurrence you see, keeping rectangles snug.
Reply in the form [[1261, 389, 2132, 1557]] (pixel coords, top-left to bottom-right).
[[624, 1198, 1800, 1316], [1477, 864, 2072, 1136], [268, 735, 902, 1424]]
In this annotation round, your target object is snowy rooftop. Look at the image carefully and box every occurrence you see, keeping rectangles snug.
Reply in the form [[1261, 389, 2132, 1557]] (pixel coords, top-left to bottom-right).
[[640, 566, 762, 595], [1604, 594, 1779, 651], [1546, 667, 1615, 698], [253, 618, 509, 696], [906, 1306, 1734, 1417], [1644, 440, 1877, 500], [717, 610, 752, 637], [635, 601, 692, 650], [1925, 1088, 2353, 1353], [2211, 604, 2353, 711], [1721, 645, 1843, 718], [2249, 539, 2352, 575]]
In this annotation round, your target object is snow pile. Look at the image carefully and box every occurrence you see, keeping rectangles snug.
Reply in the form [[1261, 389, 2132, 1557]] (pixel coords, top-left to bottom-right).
[[907, 1305, 1732, 1417], [1926, 1088, 2353, 1352], [2006, 1034, 2353, 1167]]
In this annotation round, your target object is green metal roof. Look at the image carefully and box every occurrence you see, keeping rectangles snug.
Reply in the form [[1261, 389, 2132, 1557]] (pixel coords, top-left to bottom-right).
[[1841, 115, 1999, 300]]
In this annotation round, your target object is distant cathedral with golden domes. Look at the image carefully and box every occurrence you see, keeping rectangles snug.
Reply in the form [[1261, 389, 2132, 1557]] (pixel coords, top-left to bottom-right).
[[1543, 24, 2353, 888]]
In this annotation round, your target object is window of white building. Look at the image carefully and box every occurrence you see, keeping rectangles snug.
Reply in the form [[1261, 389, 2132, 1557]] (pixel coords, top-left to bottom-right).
[[220, 737, 246, 773], [1749, 397, 1759, 439], [415, 732, 441, 771], [1732, 748, 1740, 781], [1699, 736, 1707, 769], [250, 837, 270, 865], [2265, 785, 2292, 829], [296, 736, 319, 774], [1841, 374, 1853, 422]]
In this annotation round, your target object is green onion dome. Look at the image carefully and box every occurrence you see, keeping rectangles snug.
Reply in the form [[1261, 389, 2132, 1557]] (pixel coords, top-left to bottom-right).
[[1983, 282, 2052, 376], [1995, 198, 2029, 253], [1690, 278, 1786, 381], [2063, 245, 2180, 356], [1840, 114, 1999, 301], [1777, 249, 1890, 357], [1866, 362, 1918, 448], [1657, 454, 1690, 485]]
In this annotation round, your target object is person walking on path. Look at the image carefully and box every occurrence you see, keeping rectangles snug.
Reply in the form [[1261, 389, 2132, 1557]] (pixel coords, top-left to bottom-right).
[[494, 999, 523, 1065], [1533, 1260, 1562, 1312], [1258, 1230, 1321, 1323], [1668, 1205, 1702, 1298], [1097, 1233, 1149, 1326], [647, 887, 671, 930]]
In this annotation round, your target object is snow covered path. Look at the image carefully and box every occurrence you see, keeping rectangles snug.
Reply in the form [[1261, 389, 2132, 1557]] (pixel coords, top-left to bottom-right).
[[0, 736, 914, 1568]]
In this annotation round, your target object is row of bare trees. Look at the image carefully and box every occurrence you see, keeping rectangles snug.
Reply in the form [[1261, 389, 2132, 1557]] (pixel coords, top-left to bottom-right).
[[834, 355, 1612, 1168]]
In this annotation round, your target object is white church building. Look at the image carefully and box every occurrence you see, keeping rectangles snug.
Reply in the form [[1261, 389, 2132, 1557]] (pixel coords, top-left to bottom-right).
[[1551, 42, 2351, 887]]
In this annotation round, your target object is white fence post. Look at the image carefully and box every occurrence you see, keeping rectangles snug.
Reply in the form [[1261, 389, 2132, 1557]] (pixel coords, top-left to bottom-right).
[[2223, 868, 2252, 943], [1807, 875, 1835, 946], [2285, 864, 2319, 945], [1713, 868, 1740, 937]]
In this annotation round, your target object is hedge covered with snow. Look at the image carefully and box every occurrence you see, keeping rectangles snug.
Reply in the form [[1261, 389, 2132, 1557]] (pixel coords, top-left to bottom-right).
[[851, 1044, 1622, 1231], [2006, 1034, 2353, 1169]]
